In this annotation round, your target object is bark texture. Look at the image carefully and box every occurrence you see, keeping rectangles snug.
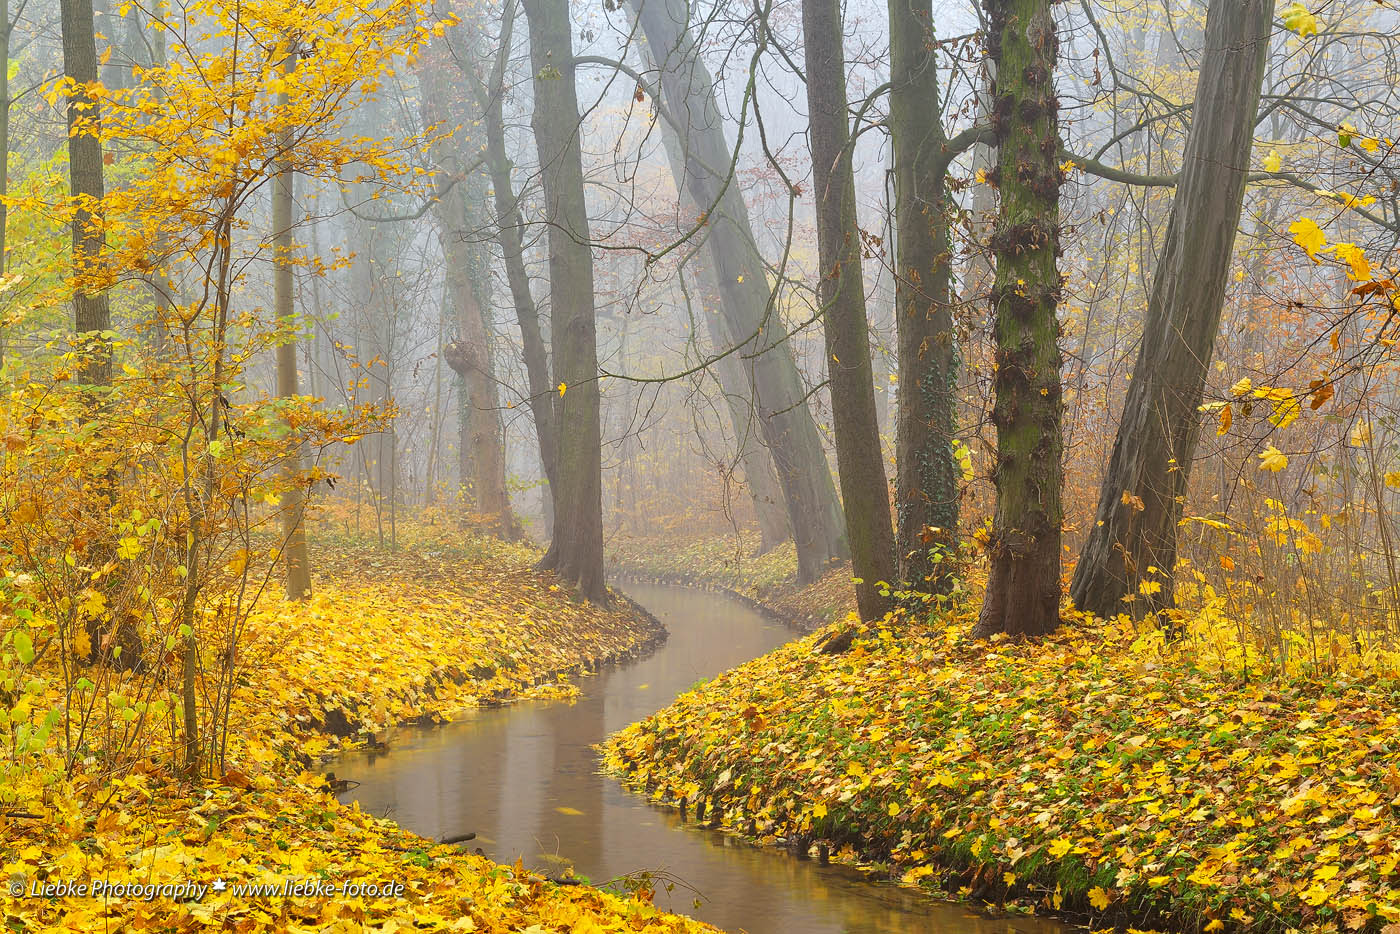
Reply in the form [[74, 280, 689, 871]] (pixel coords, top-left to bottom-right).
[[630, 0, 848, 583], [975, 0, 1065, 639], [888, 0, 960, 596], [801, 0, 897, 619], [1070, 0, 1275, 618], [522, 0, 606, 600], [59, 0, 111, 387]]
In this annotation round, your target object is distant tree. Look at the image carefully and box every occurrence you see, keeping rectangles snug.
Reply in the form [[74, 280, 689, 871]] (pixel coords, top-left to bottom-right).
[[628, 0, 849, 584], [974, 0, 1066, 639], [473, 7, 558, 535], [421, 35, 519, 539], [801, 0, 897, 619], [272, 49, 313, 600], [58, 0, 111, 388]]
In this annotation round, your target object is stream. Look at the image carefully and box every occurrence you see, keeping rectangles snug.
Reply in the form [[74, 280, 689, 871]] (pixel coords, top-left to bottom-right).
[[336, 581, 1067, 934]]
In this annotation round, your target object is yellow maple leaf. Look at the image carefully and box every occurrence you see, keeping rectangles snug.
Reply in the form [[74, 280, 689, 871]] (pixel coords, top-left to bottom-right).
[[1280, 3, 1319, 37], [1334, 242, 1373, 282], [1258, 446, 1288, 472], [1288, 217, 1326, 262], [1263, 149, 1281, 173], [1088, 885, 1111, 910]]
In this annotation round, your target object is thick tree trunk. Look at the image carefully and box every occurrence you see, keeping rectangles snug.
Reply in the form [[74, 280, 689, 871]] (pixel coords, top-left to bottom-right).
[[801, 0, 897, 619], [974, 0, 1065, 640], [630, 0, 848, 583], [272, 54, 312, 600], [1069, 0, 1275, 619], [888, 0, 959, 596], [479, 6, 557, 528], [59, 0, 111, 387], [521, 0, 606, 600]]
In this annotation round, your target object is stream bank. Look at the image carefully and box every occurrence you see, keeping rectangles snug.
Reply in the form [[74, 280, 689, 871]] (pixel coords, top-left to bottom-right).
[[337, 581, 1066, 934]]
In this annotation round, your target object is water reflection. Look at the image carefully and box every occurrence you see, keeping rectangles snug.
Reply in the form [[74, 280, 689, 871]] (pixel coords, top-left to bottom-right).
[[337, 582, 1068, 934]]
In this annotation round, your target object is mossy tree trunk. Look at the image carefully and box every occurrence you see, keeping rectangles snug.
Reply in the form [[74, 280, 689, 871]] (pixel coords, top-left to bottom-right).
[[522, 0, 605, 600], [801, 0, 897, 619], [1070, 0, 1275, 620], [888, 0, 960, 598], [974, 0, 1066, 640]]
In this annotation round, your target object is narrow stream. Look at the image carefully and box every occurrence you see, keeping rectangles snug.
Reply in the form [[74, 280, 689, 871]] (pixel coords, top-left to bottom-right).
[[336, 582, 1067, 934]]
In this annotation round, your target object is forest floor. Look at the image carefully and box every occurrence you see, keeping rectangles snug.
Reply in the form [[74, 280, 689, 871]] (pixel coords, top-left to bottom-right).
[[606, 527, 854, 630], [5, 534, 715, 934], [602, 585, 1400, 934]]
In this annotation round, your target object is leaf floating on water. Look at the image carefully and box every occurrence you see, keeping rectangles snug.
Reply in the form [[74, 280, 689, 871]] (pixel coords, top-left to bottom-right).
[[555, 806, 585, 816]]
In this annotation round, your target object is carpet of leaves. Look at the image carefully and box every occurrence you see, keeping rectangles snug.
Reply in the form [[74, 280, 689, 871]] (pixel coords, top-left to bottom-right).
[[602, 603, 1400, 933], [606, 530, 853, 630], [4, 537, 712, 934]]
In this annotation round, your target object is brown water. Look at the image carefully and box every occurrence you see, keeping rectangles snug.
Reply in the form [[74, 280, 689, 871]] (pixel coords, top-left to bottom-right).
[[336, 582, 1067, 934]]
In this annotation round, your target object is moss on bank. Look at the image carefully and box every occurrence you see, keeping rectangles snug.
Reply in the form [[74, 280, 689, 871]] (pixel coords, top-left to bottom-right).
[[603, 600, 1400, 933]]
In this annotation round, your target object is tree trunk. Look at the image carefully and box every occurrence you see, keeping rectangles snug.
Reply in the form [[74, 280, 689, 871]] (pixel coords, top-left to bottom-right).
[[440, 225, 516, 535], [521, 0, 606, 600], [59, 0, 111, 387], [273, 52, 312, 600], [650, 101, 791, 553], [692, 264, 791, 552], [974, 0, 1065, 640], [801, 0, 897, 619], [478, 6, 557, 528], [0, 0, 11, 369], [630, 0, 848, 583], [421, 38, 518, 538], [888, 0, 960, 596], [1069, 0, 1274, 619]]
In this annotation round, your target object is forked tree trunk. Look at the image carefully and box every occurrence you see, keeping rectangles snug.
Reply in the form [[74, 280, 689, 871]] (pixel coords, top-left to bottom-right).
[[421, 38, 518, 538], [1070, 0, 1275, 619], [272, 52, 312, 600], [478, 7, 558, 529], [974, 0, 1066, 640], [888, 0, 960, 597], [630, 0, 849, 584], [521, 0, 606, 600], [801, 0, 897, 620]]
